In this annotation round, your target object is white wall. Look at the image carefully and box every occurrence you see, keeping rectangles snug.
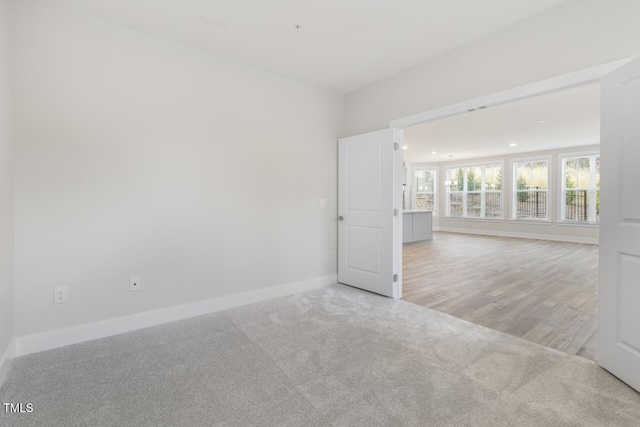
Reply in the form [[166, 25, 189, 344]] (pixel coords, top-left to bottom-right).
[[411, 145, 599, 244], [0, 0, 14, 365], [11, 1, 343, 337], [344, 0, 640, 136]]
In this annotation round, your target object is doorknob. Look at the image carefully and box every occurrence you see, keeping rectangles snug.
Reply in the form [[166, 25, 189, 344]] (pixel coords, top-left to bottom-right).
[[338, 216, 345, 221]]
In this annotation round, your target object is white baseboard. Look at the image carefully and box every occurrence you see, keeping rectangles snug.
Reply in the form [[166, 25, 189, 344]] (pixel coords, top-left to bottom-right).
[[435, 226, 598, 245], [0, 339, 16, 389], [15, 274, 337, 358]]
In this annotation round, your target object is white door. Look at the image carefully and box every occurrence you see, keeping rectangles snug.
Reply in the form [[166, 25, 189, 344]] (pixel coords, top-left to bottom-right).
[[338, 128, 403, 298], [599, 59, 640, 392]]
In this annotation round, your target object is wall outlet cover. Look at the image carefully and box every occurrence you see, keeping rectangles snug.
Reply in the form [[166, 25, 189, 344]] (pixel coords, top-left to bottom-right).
[[54, 287, 68, 304]]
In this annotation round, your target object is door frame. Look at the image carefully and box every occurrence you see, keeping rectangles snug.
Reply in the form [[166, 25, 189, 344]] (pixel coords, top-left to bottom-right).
[[392, 128, 404, 299], [389, 58, 631, 130], [386, 58, 629, 306]]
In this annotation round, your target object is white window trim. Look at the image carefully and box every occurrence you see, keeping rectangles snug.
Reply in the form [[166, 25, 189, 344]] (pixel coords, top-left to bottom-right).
[[557, 150, 600, 225], [444, 160, 505, 220], [412, 166, 438, 216], [556, 222, 600, 228], [509, 155, 552, 222], [445, 217, 505, 223], [508, 219, 554, 225]]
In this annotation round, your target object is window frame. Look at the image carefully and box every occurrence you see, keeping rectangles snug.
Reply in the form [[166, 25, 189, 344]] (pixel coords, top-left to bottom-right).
[[444, 160, 505, 220], [412, 166, 438, 215], [558, 150, 600, 225], [510, 155, 552, 223]]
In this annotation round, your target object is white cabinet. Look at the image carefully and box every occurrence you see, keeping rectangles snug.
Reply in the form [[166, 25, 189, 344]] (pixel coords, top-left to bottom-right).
[[403, 213, 414, 242], [402, 211, 432, 243]]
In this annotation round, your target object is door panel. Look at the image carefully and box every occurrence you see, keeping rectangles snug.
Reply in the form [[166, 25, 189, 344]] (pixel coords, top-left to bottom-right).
[[338, 128, 402, 298], [621, 77, 640, 219], [347, 142, 382, 211], [618, 254, 640, 352], [599, 59, 640, 392], [347, 226, 382, 275]]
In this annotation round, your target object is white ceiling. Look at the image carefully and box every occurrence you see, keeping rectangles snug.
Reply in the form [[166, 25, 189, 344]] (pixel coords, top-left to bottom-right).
[[49, 0, 567, 92], [403, 83, 601, 163]]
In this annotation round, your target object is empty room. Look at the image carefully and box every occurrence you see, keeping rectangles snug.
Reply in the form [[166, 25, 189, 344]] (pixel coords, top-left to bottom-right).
[[1, 1, 640, 426], [401, 84, 601, 360]]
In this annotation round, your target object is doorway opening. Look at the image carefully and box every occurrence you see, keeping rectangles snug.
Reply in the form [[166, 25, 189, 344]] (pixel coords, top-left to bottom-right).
[[398, 82, 602, 360], [338, 57, 640, 391]]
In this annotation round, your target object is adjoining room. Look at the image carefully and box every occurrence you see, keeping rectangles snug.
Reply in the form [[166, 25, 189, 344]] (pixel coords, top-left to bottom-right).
[[401, 83, 600, 360], [2, 0, 640, 425]]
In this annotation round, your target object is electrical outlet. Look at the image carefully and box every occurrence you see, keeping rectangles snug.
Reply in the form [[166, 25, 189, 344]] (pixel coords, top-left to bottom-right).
[[130, 276, 141, 292], [54, 287, 68, 304]]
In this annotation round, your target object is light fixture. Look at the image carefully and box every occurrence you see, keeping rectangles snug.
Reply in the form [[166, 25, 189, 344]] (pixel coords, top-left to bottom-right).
[[510, 143, 517, 147], [293, 24, 303, 30], [431, 151, 437, 155], [537, 120, 547, 123], [402, 146, 408, 150]]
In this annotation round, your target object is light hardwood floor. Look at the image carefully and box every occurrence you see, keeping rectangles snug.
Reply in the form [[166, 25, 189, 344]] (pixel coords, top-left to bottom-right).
[[403, 232, 598, 361]]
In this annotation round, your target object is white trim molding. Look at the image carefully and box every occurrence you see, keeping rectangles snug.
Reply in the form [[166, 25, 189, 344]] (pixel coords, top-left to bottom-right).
[[390, 58, 631, 129], [0, 339, 16, 389], [14, 274, 337, 358], [437, 226, 598, 245]]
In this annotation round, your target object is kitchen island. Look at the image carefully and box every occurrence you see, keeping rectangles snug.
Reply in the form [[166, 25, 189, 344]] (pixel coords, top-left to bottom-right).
[[403, 210, 432, 243]]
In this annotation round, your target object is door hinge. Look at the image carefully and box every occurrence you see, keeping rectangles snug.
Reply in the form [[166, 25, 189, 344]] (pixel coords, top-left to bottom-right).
[[394, 143, 399, 151], [393, 274, 398, 282], [394, 208, 398, 216]]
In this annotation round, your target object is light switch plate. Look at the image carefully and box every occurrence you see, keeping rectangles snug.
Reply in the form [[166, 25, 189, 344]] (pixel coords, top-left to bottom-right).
[[318, 198, 326, 208]]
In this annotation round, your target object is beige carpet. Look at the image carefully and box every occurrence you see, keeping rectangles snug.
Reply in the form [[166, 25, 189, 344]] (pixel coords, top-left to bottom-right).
[[1, 284, 639, 426]]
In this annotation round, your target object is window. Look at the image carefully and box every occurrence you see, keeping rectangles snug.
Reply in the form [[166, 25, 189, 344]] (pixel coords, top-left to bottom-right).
[[512, 159, 549, 220], [413, 168, 437, 213], [445, 163, 502, 218], [561, 154, 600, 223]]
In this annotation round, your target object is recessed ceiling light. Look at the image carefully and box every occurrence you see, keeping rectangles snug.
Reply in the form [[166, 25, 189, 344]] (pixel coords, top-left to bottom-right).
[[537, 120, 547, 123], [510, 143, 517, 147], [431, 151, 437, 155]]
